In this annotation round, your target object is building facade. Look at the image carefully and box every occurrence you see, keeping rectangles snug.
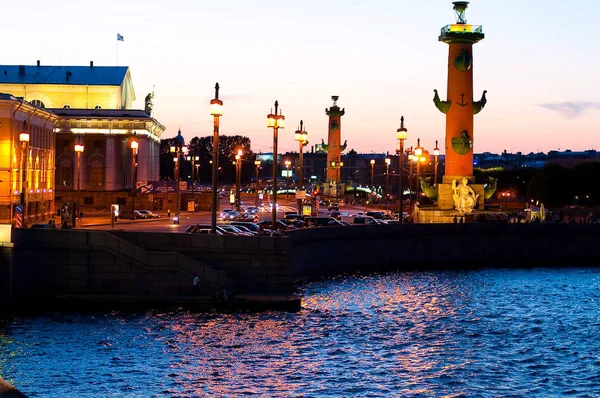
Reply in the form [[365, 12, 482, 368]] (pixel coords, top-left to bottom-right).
[[0, 93, 59, 225], [0, 62, 165, 210]]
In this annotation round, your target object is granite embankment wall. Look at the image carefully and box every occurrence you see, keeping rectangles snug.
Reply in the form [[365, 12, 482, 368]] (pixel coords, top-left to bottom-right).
[[6, 229, 292, 305], [286, 223, 600, 276], [110, 231, 293, 294]]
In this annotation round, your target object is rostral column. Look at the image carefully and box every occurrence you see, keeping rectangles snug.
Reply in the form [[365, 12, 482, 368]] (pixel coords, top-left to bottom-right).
[[434, 1, 488, 210], [325, 96, 346, 197]]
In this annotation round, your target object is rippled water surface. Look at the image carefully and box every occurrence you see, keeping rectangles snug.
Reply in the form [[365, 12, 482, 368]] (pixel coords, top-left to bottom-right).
[[2, 268, 600, 397]]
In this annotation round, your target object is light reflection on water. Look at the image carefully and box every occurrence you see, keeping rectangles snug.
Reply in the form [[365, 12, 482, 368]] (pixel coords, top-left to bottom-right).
[[1, 268, 600, 397]]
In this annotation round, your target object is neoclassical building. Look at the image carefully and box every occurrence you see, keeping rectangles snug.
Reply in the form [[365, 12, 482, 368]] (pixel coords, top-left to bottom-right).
[[0, 62, 165, 209], [0, 93, 59, 225]]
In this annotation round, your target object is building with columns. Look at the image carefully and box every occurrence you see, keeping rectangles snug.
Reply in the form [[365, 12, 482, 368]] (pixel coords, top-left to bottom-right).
[[0, 62, 165, 209], [0, 93, 59, 225]]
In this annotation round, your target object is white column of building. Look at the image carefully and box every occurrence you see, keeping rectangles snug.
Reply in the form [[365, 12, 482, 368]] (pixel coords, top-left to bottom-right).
[[137, 136, 151, 182], [105, 136, 116, 190]]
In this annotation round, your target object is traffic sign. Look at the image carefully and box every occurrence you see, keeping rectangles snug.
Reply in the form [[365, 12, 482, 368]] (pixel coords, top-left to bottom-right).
[[16, 205, 23, 213]]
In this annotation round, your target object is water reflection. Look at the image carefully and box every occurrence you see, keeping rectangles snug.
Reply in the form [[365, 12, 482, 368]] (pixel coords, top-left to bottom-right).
[[1, 268, 600, 396]]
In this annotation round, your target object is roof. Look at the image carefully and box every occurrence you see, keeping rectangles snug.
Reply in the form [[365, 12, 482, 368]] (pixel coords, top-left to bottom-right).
[[0, 65, 129, 86], [47, 108, 151, 119], [0, 92, 18, 101]]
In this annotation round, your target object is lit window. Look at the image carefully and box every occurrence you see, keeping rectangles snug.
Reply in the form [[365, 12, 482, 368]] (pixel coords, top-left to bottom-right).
[[63, 104, 71, 109], [31, 99, 45, 108]]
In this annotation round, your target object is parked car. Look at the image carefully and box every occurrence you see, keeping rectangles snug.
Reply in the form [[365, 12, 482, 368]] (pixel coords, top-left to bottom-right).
[[257, 220, 293, 232], [231, 221, 269, 236], [304, 217, 343, 227], [353, 216, 379, 225], [137, 210, 160, 218], [185, 224, 233, 235], [284, 213, 304, 221], [217, 225, 251, 236], [118, 210, 143, 220], [366, 211, 385, 220]]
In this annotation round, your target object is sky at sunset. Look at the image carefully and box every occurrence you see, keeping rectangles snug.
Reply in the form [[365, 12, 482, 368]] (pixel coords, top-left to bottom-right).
[[2, 0, 599, 155]]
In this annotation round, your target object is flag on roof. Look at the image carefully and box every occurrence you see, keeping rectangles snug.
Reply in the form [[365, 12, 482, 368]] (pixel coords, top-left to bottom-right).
[[117, 33, 124, 42]]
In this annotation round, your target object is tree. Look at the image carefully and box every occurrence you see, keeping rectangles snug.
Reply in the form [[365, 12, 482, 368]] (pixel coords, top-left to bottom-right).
[[159, 134, 255, 183], [572, 161, 600, 207], [526, 164, 573, 207]]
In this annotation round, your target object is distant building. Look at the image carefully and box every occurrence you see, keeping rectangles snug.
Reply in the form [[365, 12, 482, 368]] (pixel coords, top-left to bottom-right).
[[547, 150, 600, 168]]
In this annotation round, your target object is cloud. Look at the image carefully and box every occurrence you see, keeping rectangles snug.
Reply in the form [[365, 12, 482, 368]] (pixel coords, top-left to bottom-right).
[[538, 101, 600, 119]]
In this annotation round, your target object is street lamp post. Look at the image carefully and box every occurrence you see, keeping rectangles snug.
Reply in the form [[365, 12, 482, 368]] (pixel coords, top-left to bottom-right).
[[407, 148, 414, 206], [385, 158, 391, 202], [284, 160, 291, 199], [170, 131, 187, 216], [210, 83, 223, 234], [370, 159, 375, 198], [396, 116, 408, 222], [74, 142, 84, 226], [433, 140, 440, 187], [267, 101, 285, 228], [255, 160, 261, 203], [414, 139, 423, 200], [19, 132, 30, 227], [235, 149, 243, 211], [187, 155, 200, 212], [130, 138, 138, 220], [294, 121, 308, 214]]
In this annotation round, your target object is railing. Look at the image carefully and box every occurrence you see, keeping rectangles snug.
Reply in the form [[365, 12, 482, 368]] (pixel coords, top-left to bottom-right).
[[441, 24, 483, 35]]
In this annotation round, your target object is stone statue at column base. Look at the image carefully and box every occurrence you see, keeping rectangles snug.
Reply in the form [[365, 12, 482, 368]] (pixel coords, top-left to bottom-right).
[[452, 177, 479, 214]]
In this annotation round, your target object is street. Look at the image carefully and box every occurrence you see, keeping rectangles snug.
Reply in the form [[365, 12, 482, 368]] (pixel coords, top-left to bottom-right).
[[77, 197, 375, 232]]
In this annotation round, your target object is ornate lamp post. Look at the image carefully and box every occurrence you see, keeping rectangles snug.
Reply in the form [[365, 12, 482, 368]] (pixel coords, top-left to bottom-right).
[[170, 129, 187, 215], [407, 147, 414, 206], [267, 101, 285, 228], [414, 139, 424, 200], [385, 158, 391, 202], [186, 155, 200, 212], [130, 138, 138, 219], [18, 132, 30, 227], [396, 116, 408, 221], [210, 83, 223, 234], [284, 159, 291, 199], [235, 149, 243, 211], [294, 121, 308, 213], [433, 140, 440, 187], [370, 159, 375, 197], [74, 142, 84, 226], [254, 160, 261, 203]]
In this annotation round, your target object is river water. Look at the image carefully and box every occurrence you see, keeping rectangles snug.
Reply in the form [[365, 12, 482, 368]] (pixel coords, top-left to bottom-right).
[[1, 268, 600, 397]]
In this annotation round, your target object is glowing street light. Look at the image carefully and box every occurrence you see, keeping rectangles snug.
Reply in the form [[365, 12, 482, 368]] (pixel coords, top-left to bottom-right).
[[130, 136, 138, 219], [294, 120, 308, 213], [396, 116, 408, 221], [235, 149, 243, 211], [210, 83, 223, 234], [267, 101, 285, 228], [433, 140, 440, 187], [385, 157, 391, 201]]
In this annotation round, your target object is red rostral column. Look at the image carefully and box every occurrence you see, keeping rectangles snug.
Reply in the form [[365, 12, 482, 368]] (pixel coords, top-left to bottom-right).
[[325, 96, 345, 196], [434, 1, 487, 184]]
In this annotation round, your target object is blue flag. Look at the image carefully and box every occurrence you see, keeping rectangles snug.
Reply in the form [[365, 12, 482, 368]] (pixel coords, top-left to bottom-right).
[[117, 33, 124, 42]]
